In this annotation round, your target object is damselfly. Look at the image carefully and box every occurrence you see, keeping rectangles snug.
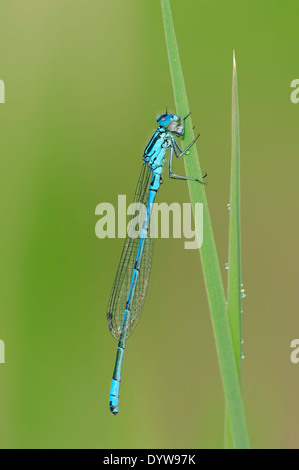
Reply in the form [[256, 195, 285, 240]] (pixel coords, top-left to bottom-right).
[[107, 111, 206, 415]]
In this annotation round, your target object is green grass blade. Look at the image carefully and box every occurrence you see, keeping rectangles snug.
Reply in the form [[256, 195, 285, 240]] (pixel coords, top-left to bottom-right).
[[225, 51, 242, 449], [161, 0, 250, 449], [228, 50, 242, 377]]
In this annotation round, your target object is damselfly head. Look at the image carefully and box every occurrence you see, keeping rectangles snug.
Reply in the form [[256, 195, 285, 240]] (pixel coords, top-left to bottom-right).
[[157, 113, 184, 137]]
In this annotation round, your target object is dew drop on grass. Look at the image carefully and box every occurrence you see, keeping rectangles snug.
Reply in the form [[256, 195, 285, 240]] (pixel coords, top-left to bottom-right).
[[224, 262, 229, 270], [227, 203, 231, 210], [241, 353, 245, 360], [241, 289, 247, 299], [241, 338, 244, 344]]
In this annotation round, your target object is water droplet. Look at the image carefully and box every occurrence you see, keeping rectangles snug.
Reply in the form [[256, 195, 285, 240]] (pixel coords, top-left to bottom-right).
[[241, 289, 247, 299], [224, 262, 229, 270], [241, 309, 244, 314], [241, 353, 245, 360], [227, 203, 231, 210], [185, 150, 190, 155], [241, 283, 244, 287], [241, 338, 244, 344]]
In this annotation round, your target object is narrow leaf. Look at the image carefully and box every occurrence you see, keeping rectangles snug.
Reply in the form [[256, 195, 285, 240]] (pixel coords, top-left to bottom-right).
[[161, 0, 250, 449], [225, 50, 243, 449]]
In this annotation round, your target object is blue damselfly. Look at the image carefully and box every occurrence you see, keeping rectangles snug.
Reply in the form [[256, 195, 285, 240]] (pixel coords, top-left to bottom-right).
[[107, 112, 206, 414]]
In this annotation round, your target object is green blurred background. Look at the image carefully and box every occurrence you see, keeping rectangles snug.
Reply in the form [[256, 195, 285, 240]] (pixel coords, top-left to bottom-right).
[[0, 0, 298, 449]]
